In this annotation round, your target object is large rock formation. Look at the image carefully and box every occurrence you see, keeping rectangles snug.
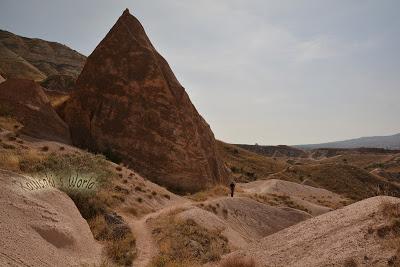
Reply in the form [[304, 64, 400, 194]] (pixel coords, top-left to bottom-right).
[[0, 29, 86, 81], [0, 79, 71, 143], [64, 9, 228, 192]]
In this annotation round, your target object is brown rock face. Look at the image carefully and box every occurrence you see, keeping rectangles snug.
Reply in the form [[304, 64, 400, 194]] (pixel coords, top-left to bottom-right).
[[0, 79, 71, 143], [64, 9, 229, 192]]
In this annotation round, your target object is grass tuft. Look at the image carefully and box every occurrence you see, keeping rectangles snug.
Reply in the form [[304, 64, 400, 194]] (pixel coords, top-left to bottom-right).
[[150, 215, 229, 266], [220, 255, 255, 267]]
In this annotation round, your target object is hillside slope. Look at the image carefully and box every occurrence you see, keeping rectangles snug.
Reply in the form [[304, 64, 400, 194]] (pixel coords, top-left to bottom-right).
[[145, 196, 311, 266], [237, 144, 308, 158], [0, 29, 85, 81], [217, 141, 287, 182], [240, 179, 349, 215], [277, 163, 400, 200], [0, 169, 102, 267], [222, 196, 400, 267]]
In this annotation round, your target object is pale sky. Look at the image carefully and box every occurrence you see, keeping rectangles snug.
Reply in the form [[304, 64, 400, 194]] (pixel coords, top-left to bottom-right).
[[1, 0, 399, 145]]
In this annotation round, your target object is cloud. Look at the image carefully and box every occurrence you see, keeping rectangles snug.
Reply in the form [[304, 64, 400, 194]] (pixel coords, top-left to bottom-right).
[[296, 36, 339, 61]]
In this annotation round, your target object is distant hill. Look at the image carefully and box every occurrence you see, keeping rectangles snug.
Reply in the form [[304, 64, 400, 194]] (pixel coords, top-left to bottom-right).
[[237, 144, 308, 158], [0, 29, 86, 81], [297, 133, 400, 150]]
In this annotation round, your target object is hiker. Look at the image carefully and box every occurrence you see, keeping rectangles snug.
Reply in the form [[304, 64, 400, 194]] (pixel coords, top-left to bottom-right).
[[230, 181, 236, 197]]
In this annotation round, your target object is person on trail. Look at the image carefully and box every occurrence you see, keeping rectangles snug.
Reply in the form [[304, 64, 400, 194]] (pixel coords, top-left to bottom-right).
[[230, 181, 236, 197]]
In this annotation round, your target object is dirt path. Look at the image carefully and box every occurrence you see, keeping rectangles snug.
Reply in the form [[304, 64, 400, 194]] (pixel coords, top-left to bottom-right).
[[120, 199, 193, 267]]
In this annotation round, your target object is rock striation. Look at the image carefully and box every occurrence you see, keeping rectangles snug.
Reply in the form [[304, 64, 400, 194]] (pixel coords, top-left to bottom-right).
[[64, 9, 229, 192]]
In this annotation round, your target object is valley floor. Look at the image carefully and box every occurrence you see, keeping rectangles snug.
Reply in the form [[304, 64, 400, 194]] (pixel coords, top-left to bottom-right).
[[1, 127, 400, 267]]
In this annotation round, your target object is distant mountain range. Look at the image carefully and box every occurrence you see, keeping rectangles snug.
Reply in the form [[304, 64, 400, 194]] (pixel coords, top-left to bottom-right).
[[297, 133, 400, 150]]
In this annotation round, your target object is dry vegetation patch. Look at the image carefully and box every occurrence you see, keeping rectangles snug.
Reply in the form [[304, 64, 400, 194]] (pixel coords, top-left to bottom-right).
[[220, 255, 255, 267], [149, 213, 230, 266], [217, 141, 287, 182], [281, 164, 400, 200], [188, 185, 230, 202], [0, 144, 136, 265], [366, 201, 400, 266]]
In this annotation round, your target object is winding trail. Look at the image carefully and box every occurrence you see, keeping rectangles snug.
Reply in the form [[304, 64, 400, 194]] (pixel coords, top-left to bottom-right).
[[120, 169, 298, 267], [120, 199, 192, 267]]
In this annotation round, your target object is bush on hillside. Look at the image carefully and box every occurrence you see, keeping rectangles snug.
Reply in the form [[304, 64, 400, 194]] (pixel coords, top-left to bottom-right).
[[150, 215, 229, 266]]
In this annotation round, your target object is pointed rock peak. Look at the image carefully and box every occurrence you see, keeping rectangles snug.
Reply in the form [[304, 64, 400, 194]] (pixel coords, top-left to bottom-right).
[[123, 8, 130, 15], [64, 10, 229, 192]]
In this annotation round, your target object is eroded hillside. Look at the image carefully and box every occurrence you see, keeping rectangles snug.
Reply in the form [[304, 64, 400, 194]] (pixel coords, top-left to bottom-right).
[[0, 29, 85, 81]]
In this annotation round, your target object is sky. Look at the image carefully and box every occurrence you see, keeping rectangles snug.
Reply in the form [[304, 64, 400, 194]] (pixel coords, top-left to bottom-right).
[[1, 0, 399, 145]]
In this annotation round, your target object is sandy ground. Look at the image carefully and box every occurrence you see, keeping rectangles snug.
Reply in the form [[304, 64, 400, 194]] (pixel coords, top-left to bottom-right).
[[120, 198, 192, 267], [119, 196, 311, 267], [3, 129, 396, 267], [0, 169, 101, 267], [240, 179, 349, 215], [0, 129, 193, 267], [221, 196, 400, 267], [199, 197, 311, 243]]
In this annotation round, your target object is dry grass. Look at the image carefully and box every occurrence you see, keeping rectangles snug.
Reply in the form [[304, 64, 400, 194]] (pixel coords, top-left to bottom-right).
[[104, 232, 136, 266], [375, 202, 400, 239], [0, 147, 42, 172], [217, 141, 287, 182], [46, 93, 70, 108], [0, 146, 136, 265], [280, 164, 400, 200], [343, 258, 358, 267], [188, 185, 230, 202], [81, 209, 136, 266], [0, 117, 22, 131], [365, 201, 400, 266], [220, 255, 256, 267], [382, 202, 400, 219], [149, 256, 200, 267], [87, 213, 136, 266], [150, 214, 229, 266], [88, 215, 109, 239]]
